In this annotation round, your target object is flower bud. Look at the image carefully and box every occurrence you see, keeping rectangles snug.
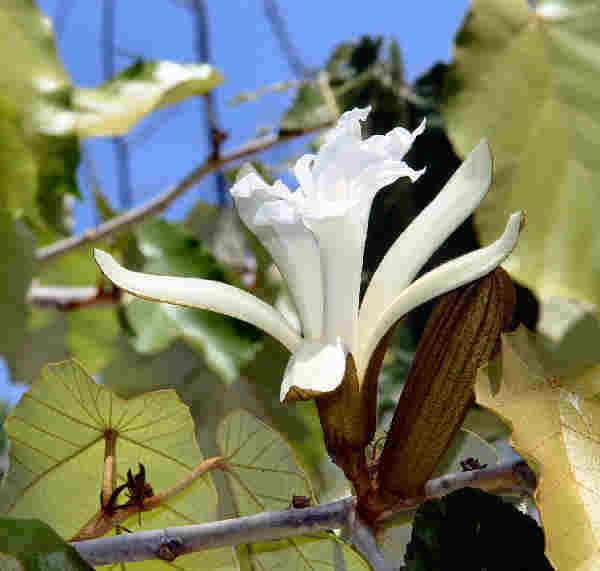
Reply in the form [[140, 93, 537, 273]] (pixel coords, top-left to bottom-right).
[[376, 267, 516, 504]]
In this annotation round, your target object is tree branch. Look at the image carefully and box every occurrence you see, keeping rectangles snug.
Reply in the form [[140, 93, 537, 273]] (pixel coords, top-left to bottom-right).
[[27, 285, 120, 310], [36, 122, 334, 265], [73, 497, 355, 566], [71, 459, 534, 566]]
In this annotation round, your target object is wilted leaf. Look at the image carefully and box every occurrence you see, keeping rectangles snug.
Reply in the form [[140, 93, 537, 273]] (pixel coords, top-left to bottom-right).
[[0, 360, 218, 542], [443, 0, 600, 309], [126, 219, 262, 382], [37, 60, 222, 138], [217, 410, 369, 570], [475, 326, 600, 569], [0, 518, 94, 571]]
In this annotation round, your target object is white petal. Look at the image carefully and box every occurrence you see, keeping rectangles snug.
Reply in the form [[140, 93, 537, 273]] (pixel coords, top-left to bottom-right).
[[231, 172, 323, 339], [358, 139, 493, 351], [280, 339, 347, 402], [304, 209, 364, 355], [93, 249, 301, 353], [362, 118, 426, 160], [323, 106, 371, 145], [357, 212, 522, 378]]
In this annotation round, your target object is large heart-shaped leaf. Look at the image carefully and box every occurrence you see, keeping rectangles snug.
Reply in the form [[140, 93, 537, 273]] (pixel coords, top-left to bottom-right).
[[443, 0, 600, 309], [0, 360, 218, 542], [217, 409, 370, 570]]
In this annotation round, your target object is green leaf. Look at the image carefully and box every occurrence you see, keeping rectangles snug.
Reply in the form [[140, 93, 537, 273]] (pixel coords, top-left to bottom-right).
[[4, 310, 69, 384], [217, 409, 313, 514], [0, 1, 79, 232], [217, 410, 369, 570], [442, 0, 600, 310], [403, 488, 552, 570], [0, 211, 37, 362], [66, 307, 120, 376], [279, 83, 335, 134], [127, 219, 262, 383], [38, 60, 222, 138], [0, 518, 94, 571], [244, 534, 371, 571], [0, 360, 218, 540]]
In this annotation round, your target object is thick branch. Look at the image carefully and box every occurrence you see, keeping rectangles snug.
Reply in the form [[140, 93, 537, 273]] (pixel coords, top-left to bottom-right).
[[73, 497, 355, 565], [71, 459, 534, 566], [36, 122, 333, 264]]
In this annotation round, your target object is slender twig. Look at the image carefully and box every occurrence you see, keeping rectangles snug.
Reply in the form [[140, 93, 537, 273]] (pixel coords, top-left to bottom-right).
[[191, 0, 228, 205], [263, 0, 309, 78], [72, 457, 225, 542], [27, 285, 120, 310], [102, 0, 133, 208], [35, 121, 335, 264], [71, 459, 534, 566]]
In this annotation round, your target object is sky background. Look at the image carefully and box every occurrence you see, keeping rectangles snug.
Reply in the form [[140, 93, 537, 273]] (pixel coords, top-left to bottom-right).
[[1, 0, 469, 404]]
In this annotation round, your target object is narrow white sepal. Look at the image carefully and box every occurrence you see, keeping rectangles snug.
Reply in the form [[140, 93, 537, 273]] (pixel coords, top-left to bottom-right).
[[280, 339, 347, 402], [93, 249, 301, 353], [357, 212, 522, 378], [358, 139, 493, 350]]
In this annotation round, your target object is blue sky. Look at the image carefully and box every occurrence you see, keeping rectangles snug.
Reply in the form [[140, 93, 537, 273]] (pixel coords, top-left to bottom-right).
[[1, 0, 469, 404]]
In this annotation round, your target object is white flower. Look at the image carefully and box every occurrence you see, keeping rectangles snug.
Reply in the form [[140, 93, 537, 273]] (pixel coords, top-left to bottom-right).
[[94, 107, 521, 402]]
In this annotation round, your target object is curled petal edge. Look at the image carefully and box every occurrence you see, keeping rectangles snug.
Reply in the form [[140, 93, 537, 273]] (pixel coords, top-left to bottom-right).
[[357, 212, 523, 379], [93, 249, 301, 353]]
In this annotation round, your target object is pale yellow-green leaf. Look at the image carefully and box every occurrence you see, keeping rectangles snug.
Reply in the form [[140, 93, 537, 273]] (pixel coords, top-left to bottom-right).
[[216, 410, 370, 570], [244, 534, 371, 571], [66, 307, 120, 376], [37, 60, 222, 138], [0, 360, 218, 542], [217, 409, 313, 514], [475, 327, 600, 569], [443, 0, 600, 309]]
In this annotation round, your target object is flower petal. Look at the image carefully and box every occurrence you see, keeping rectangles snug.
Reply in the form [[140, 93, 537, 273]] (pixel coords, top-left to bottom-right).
[[280, 339, 347, 402], [304, 209, 364, 355], [93, 249, 301, 353], [357, 212, 522, 378], [358, 139, 493, 353], [231, 170, 323, 339]]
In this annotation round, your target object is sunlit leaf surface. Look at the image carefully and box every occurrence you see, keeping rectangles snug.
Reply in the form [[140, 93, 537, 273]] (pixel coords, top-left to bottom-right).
[[0, 360, 218, 542], [37, 60, 222, 138], [217, 410, 370, 570], [443, 0, 600, 310], [476, 327, 600, 569]]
